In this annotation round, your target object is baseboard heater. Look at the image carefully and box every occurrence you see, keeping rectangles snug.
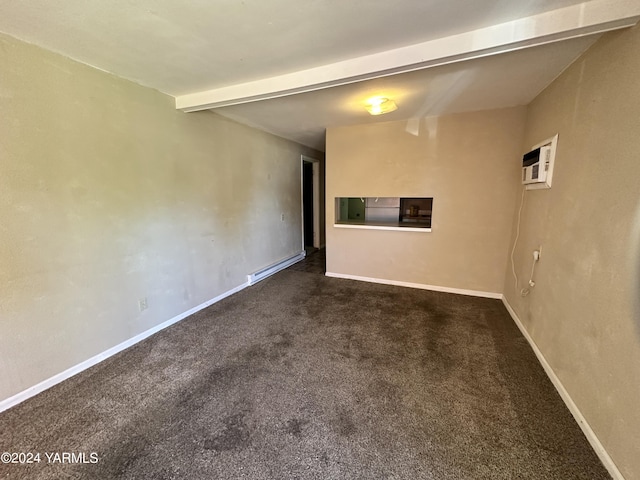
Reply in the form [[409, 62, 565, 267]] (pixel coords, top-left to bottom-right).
[[247, 251, 305, 286]]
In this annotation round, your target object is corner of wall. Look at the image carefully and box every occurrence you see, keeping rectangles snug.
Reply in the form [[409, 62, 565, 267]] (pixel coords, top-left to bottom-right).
[[500, 296, 624, 480]]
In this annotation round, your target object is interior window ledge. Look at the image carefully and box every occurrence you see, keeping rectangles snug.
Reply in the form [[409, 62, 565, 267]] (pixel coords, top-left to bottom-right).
[[334, 223, 432, 233]]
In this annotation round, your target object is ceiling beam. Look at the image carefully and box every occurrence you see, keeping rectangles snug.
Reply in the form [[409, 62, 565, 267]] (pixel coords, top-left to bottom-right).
[[175, 0, 640, 112]]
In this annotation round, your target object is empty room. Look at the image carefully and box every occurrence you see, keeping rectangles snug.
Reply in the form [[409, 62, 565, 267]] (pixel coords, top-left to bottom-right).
[[1, 1, 640, 479]]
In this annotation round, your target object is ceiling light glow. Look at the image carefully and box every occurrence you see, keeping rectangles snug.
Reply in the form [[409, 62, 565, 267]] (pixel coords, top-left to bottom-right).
[[365, 97, 397, 115]]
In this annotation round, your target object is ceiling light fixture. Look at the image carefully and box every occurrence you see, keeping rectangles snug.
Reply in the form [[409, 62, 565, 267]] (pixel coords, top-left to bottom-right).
[[365, 97, 397, 115]]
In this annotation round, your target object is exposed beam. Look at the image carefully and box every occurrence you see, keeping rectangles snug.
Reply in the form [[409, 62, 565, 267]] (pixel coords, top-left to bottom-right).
[[176, 0, 640, 112]]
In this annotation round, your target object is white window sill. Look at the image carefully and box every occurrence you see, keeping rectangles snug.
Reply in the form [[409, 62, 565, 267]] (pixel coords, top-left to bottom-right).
[[334, 223, 431, 233]]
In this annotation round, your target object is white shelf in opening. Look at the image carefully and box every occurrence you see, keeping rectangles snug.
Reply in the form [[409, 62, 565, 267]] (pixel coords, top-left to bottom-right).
[[334, 223, 431, 233]]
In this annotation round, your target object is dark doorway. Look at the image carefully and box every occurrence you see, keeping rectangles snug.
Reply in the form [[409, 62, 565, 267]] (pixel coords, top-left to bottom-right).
[[303, 161, 314, 249]]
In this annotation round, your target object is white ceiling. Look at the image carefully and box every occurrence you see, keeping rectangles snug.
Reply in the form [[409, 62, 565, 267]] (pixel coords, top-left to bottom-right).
[[215, 37, 598, 149], [1, 0, 639, 151]]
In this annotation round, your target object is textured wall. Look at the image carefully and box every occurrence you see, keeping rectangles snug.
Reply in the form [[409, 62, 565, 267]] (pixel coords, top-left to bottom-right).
[[0, 33, 321, 401], [503, 25, 640, 478], [325, 107, 526, 294]]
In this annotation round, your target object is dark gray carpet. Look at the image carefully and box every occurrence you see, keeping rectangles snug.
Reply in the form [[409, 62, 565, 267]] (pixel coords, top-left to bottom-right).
[[290, 248, 326, 275], [0, 251, 609, 479]]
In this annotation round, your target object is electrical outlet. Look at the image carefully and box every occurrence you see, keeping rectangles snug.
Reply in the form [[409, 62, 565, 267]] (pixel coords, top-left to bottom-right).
[[138, 297, 148, 311], [281, 213, 285, 222]]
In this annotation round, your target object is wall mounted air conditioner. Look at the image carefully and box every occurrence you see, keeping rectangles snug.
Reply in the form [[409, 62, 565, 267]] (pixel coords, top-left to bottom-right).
[[522, 134, 558, 189]]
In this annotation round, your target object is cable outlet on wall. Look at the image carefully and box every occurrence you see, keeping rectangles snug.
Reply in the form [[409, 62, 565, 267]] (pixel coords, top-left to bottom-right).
[[138, 297, 148, 312], [533, 245, 542, 261]]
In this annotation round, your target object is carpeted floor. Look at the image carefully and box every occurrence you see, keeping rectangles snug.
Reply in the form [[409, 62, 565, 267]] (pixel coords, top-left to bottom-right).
[[0, 250, 609, 479], [290, 248, 326, 275]]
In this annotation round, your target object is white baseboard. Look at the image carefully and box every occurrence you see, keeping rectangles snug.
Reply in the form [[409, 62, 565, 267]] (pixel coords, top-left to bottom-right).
[[501, 297, 624, 480], [0, 281, 249, 414], [325, 272, 502, 299]]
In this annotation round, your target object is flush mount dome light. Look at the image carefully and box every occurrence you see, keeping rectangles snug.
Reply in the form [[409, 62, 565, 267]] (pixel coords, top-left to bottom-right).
[[365, 97, 397, 115]]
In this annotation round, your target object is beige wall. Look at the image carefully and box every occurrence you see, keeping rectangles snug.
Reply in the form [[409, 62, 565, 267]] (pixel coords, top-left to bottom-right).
[[319, 160, 327, 247], [504, 25, 640, 478], [326, 107, 526, 294], [0, 33, 321, 402]]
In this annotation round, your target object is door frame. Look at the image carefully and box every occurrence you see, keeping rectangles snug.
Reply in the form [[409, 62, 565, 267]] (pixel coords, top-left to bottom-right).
[[301, 155, 320, 250]]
